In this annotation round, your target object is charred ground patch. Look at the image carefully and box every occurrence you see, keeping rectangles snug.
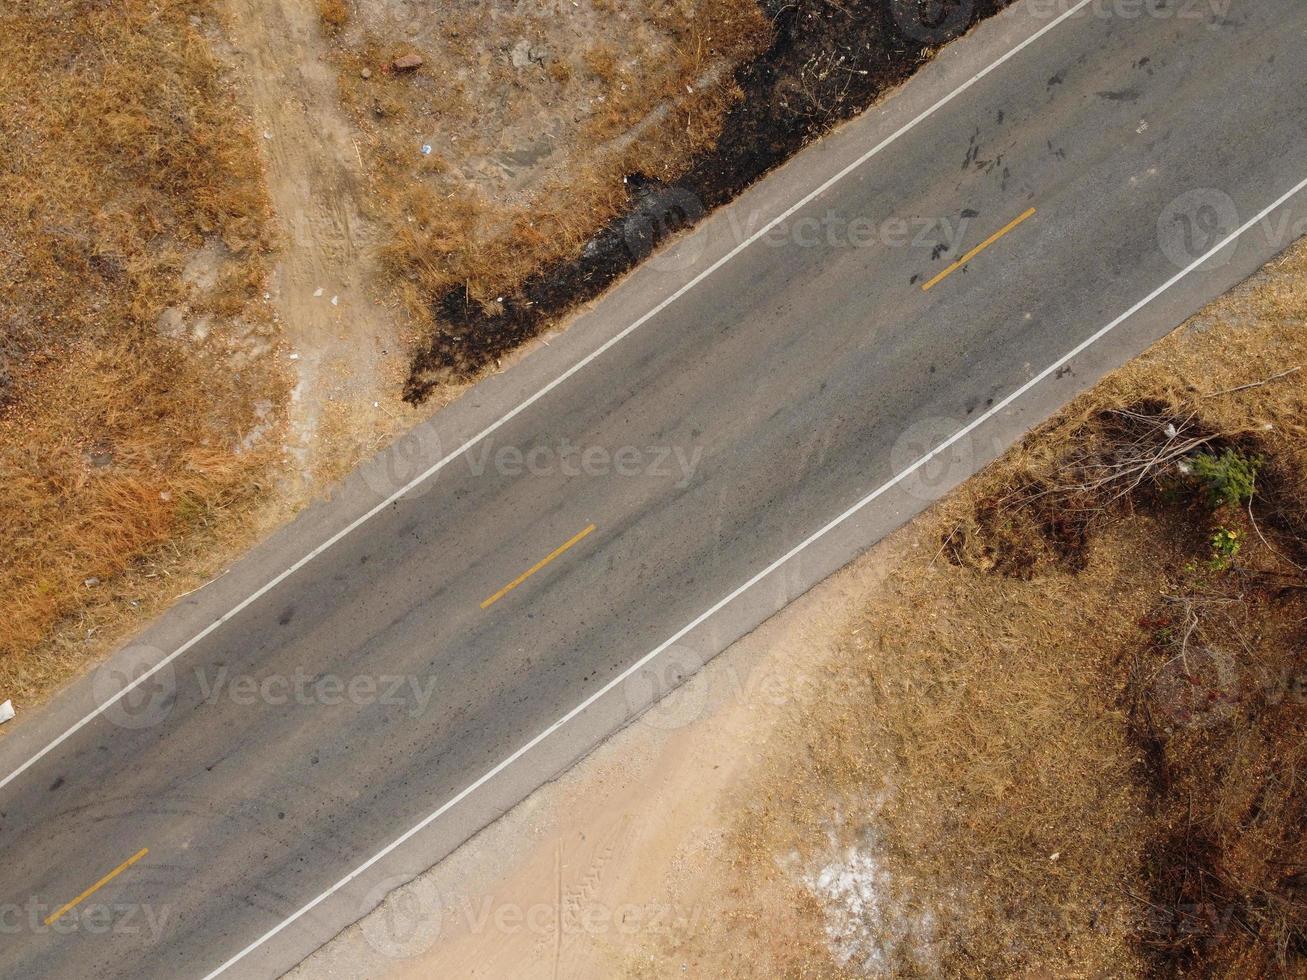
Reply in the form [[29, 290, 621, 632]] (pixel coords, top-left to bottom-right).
[[404, 0, 1005, 401]]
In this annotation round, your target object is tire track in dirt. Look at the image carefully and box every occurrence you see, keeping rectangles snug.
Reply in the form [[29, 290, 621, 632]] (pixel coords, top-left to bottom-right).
[[218, 0, 407, 492]]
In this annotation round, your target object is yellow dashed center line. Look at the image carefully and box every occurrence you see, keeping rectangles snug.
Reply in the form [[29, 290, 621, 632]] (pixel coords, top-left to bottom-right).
[[481, 524, 596, 610], [44, 847, 149, 926], [921, 206, 1037, 291]]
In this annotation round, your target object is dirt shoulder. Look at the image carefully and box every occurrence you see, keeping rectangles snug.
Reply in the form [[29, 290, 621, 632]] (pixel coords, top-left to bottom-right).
[[1, 0, 772, 714], [300, 236, 1307, 979]]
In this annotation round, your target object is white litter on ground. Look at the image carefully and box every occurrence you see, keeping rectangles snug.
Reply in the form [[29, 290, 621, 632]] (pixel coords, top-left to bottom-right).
[[793, 817, 942, 976], [0, 700, 14, 725]]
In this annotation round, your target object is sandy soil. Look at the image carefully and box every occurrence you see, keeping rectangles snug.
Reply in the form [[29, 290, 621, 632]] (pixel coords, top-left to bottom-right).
[[292, 535, 904, 979], [218, 0, 413, 492]]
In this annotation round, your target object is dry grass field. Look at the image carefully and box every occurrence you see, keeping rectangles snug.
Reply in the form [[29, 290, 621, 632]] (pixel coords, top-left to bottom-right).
[[0, 0, 771, 708], [0, 0, 285, 701], [643, 241, 1307, 977], [317, 0, 771, 384]]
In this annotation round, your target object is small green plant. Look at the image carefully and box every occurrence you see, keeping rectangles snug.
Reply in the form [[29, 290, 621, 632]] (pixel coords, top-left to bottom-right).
[[1190, 448, 1262, 509], [1208, 527, 1242, 570]]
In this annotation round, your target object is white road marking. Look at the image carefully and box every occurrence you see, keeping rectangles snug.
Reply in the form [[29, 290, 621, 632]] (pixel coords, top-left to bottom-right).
[[0, 0, 1100, 799], [202, 170, 1307, 979]]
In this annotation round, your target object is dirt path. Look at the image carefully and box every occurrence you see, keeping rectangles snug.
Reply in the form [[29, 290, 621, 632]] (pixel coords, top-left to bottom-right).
[[218, 0, 408, 492]]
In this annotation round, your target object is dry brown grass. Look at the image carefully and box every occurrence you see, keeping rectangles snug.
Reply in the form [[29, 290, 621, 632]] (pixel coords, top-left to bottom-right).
[[318, 0, 350, 33], [662, 243, 1307, 976], [325, 0, 769, 321], [0, 0, 282, 701]]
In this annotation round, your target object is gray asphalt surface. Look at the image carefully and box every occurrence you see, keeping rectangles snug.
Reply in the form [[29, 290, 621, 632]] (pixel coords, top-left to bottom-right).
[[3, 1, 1307, 976]]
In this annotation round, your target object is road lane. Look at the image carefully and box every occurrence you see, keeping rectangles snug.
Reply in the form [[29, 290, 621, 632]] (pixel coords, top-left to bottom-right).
[[2, 2, 1306, 976]]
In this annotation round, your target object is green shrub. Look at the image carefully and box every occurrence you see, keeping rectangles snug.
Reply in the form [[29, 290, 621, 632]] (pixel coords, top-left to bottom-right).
[[1190, 449, 1262, 509], [1208, 527, 1241, 570]]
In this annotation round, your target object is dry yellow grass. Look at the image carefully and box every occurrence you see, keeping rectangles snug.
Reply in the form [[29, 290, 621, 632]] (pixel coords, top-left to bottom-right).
[[325, 0, 769, 321], [0, 0, 282, 701], [641, 242, 1307, 977]]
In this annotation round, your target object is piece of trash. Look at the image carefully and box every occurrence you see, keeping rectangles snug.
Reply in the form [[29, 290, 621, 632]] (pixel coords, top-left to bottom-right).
[[289, 352, 300, 360], [313, 287, 324, 297], [0, 700, 14, 725], [331, 295, 339, 306], [263, 131, 273, 140], [420, 144, 433, 156], [83, 577, 100, 588]]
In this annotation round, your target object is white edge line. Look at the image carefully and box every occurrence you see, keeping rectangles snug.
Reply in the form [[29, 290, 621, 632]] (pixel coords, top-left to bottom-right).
[[204, 5, 1307, 977], [0, 0, 1100, 799], [201, 171, 1307, 979]]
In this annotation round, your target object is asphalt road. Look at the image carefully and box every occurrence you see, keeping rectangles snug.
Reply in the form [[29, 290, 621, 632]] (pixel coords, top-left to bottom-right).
[[3, 1, 1307, 976]]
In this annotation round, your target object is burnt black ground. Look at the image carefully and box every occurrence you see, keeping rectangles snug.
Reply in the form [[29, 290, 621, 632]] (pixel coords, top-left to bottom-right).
[[405, 0, 1003, 401]]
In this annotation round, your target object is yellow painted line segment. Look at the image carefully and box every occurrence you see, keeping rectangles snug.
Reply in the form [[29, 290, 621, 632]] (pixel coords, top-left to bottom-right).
[[921, 207, 1037, 291], [481, 524, 596, 610], [44, 847, 148, 926]]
